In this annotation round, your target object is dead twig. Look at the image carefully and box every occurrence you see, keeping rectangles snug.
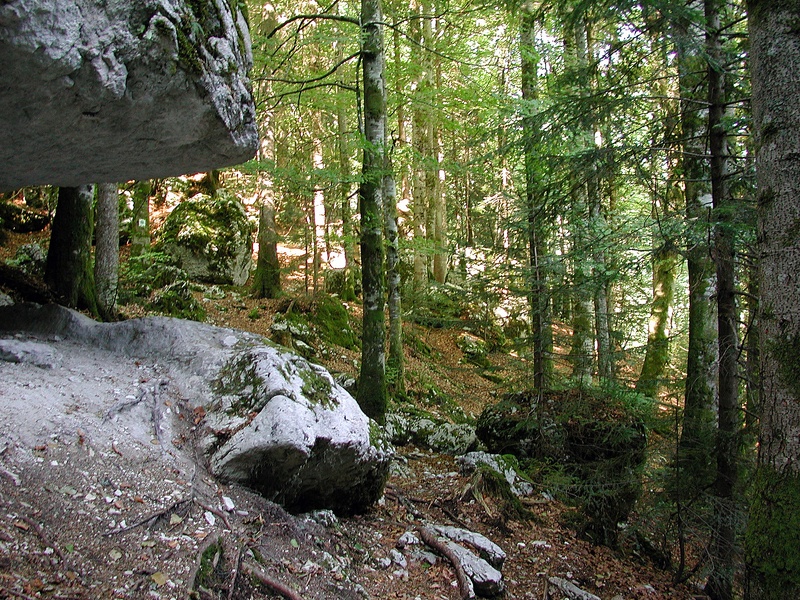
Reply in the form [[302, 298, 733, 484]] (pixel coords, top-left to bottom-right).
[[417, 526, 476, 600], [20, 516, 66, 562], [103, 498, 191, 536], [226, 542, 244, 600], [195, 500, 232, 531], [242, 561, 306, 600]]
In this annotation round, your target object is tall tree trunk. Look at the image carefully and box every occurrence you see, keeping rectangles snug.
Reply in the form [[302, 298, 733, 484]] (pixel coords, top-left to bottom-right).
[[705, 1, 739, 598], [94, 182, 119, 321], [521, 1, 553, 390], [312, 136, 326, 293], [746, 1, 800, 597], [410, 0, 432, 289], [45, 185, 98, 315], [567, 16, 594, 388], [636, 240, 678, 398], [252, 123, 282, 299], [337, 62, 357, 302], [675, 0, 718, 492], [356, 0, 388, 423], [384, 153, 405, 393], [129, 180, 151, 257]]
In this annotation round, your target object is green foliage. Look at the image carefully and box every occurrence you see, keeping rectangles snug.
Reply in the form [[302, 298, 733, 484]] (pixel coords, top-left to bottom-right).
[[119, 252, 206, 321], [746, 467, 800, 595]]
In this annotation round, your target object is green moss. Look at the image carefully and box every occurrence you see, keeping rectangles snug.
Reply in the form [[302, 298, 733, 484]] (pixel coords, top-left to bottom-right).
[[746, 467, 800, 594], [313, 295, 359, 350], [195, 541, 223, 590], [300, 368, 336, 409], [212, 353, 267, 416]]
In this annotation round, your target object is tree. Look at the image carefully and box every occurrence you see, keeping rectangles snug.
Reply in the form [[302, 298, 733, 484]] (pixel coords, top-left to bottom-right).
[[94, 182, 119, 320], [356, 0, 389, 423], [45, 185, 98, 315], [520, 0, 554, 390], [746, 0, 800, 597]]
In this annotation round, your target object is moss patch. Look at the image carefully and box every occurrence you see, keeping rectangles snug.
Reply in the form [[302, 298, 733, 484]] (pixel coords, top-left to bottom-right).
[[212, 352, 267, 416], [746, 467, 800, 594]]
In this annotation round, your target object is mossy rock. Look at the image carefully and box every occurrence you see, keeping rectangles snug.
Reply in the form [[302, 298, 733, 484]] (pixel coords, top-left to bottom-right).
[[156, 192, 253, 286], [476, 387, 651, 547]]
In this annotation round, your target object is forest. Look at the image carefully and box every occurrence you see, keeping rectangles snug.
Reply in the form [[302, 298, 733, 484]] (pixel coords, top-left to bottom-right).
[[1, 0, 799, 599]]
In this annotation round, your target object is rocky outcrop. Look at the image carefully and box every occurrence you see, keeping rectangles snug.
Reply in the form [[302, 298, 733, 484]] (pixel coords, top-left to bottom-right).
[[0, 0, 258, 190], [156, 192, 253, 286], [0, 303, 392, 515]]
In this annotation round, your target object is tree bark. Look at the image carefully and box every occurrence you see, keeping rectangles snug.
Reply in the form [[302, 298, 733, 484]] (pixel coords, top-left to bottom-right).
[[521, 1, 554, 390], [45, 185, 98, 315], [94, 182, 119, 321], [746, 0, 800, 597], [252, 119, 282, 299], [704, 1, 738, 598], [384, 153, 405, 393], [356, 0, 388, 423], [675, 0, 718, 493], [129, 180, 151, 257]]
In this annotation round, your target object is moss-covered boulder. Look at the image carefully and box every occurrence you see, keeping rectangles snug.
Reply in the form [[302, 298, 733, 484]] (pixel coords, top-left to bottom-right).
[[204, 344, 393, 515], [476, 388, 650, 547], [157, 192, 253, 286]]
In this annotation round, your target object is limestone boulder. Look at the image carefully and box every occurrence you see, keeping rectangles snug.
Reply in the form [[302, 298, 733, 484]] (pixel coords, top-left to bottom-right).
[[0, 0, 258, 190], [156, 193, 253, 286], [0, 303, 392, 515], [203, 345, 393, 514]]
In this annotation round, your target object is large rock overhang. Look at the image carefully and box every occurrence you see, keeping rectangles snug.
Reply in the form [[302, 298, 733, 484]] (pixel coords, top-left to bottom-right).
[[0, 0, 259, 191]]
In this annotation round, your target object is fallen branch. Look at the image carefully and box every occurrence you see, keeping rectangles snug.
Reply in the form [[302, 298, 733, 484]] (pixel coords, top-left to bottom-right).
[[417, 526, 475, 600], [226, 542, 244, 600], [20, 516, 65, 562], [547, 576, 601, 600], [242, 561, 305, 600], [195, 499, 232, 531], [103, 498, 191, 536]]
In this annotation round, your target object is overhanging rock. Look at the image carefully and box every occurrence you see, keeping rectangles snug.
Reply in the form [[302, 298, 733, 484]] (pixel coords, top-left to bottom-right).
[[0, 0, 258, 190]]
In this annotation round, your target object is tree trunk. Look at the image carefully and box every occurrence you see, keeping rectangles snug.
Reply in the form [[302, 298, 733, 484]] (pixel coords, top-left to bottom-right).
[[675, 0, 718, 493], [356, 0, 388, 423], [312, 136, 326, 293], [636, 241, 678, 398], [45, 185, 98, 315], [337, 66, 357, 302], [252, 121, 282, 299], [94, 182, 119, 321], [746, 1, 800, 597], [521, 2, 553, 390], [704, 1, 739, 598], [129, 180, 151, 257], [384, 153, 405, 393]]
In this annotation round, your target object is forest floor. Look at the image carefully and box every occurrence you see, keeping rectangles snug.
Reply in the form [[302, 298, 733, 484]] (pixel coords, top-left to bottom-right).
[[0, 230, 703, 600]]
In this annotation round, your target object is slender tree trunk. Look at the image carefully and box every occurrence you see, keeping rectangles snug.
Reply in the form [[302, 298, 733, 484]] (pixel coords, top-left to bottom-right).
[[130, 181, 151, 257], [676, 0, 718, 492], [704, 2, 739, 598], [356, 0, 388, 423], [636, 240, 678, 398], [521, 2, 553, 390], [337, 65, 357, 302], [568, 17, 594, 388], [746, 1, 800, 597], [312, 137, 326, 293], [252, 124, 282, 299], [384, 153, 405, 393], [94, 182, 119, 321], [45, 185, 98, 315]]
